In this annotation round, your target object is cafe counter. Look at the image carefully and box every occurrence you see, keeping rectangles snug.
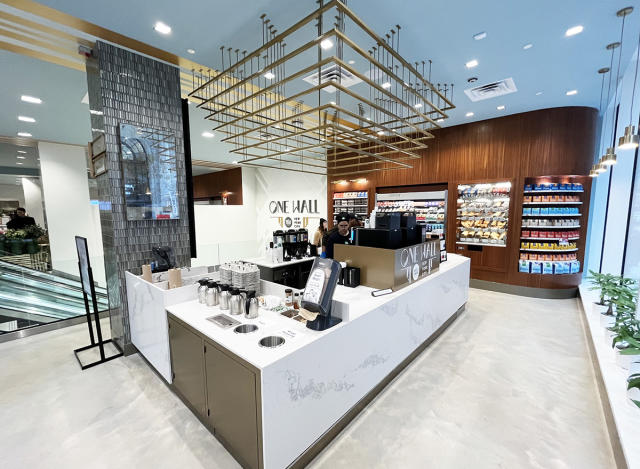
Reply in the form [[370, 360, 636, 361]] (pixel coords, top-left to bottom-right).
[[165, 254, 470, 469]]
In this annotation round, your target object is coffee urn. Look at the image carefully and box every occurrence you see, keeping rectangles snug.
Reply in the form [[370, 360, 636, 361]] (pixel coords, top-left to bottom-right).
[[283, 229, 297, 262], [296, 228, 308, 258]]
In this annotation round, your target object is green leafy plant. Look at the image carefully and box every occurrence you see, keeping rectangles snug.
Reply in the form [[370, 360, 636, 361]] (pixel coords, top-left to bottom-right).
[[22, 224, 45, 240], [610, 283, 639, 355], [628, 372, 640, 409], [4, 229, 26, 240], [588, 270, 622, 311]]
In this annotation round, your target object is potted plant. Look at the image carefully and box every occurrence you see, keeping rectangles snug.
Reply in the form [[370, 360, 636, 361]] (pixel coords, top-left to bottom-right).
[[4, 229, 26, 255], [23, 224, 45, 254], [610, 286, 639, 369], [587, 270, 621, 325]]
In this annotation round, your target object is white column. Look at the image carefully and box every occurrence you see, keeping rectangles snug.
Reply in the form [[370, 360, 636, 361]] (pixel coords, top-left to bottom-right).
[[21, 177, 45, 227], [37, 142, 105, 284]]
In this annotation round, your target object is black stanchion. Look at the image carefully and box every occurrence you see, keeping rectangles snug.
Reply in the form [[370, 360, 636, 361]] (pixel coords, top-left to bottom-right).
[[73, 236, 122, 370]]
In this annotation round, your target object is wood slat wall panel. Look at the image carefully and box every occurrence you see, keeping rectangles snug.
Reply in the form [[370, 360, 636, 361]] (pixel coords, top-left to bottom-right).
[[327, 107, 598, 290], [193, 167, 243, 205]]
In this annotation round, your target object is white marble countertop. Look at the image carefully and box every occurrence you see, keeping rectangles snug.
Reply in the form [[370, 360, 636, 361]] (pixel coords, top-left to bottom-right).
[[244, 256, 316, 269], [167, 255, 469, 370]]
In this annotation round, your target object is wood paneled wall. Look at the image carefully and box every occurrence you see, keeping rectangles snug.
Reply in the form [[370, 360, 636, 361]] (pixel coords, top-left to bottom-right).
[[193, 167, 243, 205], [328, 106, 598, 290]]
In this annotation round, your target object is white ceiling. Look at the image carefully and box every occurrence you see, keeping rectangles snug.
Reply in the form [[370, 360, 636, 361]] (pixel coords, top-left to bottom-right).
[[1, 0, 640, 168]]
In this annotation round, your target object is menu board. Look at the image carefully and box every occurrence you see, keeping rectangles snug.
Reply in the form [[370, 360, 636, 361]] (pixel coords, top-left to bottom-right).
[[75, 236, 93, 296], [456, 182, 511, 247]]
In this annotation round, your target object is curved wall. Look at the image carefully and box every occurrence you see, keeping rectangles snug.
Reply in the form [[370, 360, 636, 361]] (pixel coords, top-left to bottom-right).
[[328, 106, 599, 290]]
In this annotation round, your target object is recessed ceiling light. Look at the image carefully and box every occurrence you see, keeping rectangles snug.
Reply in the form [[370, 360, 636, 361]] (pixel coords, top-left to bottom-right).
[[465, 112, 474, 117], [16, 162, 23, 165], [414, 103, 423, 109], [565, 25, 583, 37], [17, 132, 32, 137], [21, 95, 41, 104], [17, 150, 27, 154], [473, 32, 487, 41], [348, 60, 355, 64], [381, 82, 391, 89], [17, 156, 26, 159], [263, 71, 275, 80], [89, 109, 104, 115], [232, 160, 238, 164], [497, 105, 505, 110], [523, 43, 533, 50], [18, 116, 36, 123], [566, 89, 578, 96], [187, 49, 195, 54], [377, 130, 385, 136], [536, 91, 543, 96], [320, 38, 334, 50], [153, 21, 171, 35], [465, 59, 478, 69], [202, 131, 215, 138], [330, 101, 336, 105], [436, 118, 445, 123]]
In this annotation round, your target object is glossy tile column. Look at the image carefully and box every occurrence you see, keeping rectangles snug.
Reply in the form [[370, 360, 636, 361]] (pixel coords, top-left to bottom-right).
[[86, 41, 191, 353]]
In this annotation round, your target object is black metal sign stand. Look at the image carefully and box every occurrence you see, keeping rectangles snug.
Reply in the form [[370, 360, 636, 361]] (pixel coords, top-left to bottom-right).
[[73, 236, 122, 370]]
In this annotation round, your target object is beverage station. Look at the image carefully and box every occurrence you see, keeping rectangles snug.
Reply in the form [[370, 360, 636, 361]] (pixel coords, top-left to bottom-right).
[[125, 218, 470, 469]]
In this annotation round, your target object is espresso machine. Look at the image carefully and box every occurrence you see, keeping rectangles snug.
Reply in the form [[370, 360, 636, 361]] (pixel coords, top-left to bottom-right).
[[283, 229, 297, 261], [296, 228, 308, 258]]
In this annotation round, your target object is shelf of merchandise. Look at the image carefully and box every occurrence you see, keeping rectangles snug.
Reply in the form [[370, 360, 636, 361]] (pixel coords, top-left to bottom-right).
[[519, 179, 585, 275], [521, 225, 580, 229], [522, 202, 582, 205], [520, 248, 578, 253], [456, 182, 511, 248], [523, 190, 584, 194], [522, 213, 581, 217], [521, 237, 580, 241], [332, 191, 369, 223], [456, 241, 507, 248]]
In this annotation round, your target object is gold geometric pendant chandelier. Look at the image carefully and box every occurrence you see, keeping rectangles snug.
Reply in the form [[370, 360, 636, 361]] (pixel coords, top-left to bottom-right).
[[189, 0, 454, 176]]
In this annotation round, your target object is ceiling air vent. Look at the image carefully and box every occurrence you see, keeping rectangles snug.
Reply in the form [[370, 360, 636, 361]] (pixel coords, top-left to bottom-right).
[[302, 64, 362, 93], [464, 77, 517, 102]]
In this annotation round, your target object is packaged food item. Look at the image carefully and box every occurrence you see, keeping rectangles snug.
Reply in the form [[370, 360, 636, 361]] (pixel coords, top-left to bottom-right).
[[519, 260, 531, 273], [531, 261, 542, 274], [543, 261, 554, 274], [520, 253, 529, 260]]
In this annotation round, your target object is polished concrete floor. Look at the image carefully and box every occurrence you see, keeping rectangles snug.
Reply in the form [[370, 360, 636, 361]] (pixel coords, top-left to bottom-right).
[[0, 289, 614, 469]]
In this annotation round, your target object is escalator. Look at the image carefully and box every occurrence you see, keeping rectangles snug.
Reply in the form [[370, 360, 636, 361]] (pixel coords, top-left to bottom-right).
[[0, 258, 108, 334]]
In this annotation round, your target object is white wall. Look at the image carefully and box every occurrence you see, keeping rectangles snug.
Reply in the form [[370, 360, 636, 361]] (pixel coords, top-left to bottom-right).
[[191, 168, 260, 266], [191, 167, 328, 266], [0, 183, 25, 207], [21, 178, 45, 227], [37, 142, 105, 284]]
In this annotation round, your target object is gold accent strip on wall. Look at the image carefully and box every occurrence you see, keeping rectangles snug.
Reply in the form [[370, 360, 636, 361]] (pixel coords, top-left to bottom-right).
[[0, 39, 85, 71], [1, 0, 205, 72]]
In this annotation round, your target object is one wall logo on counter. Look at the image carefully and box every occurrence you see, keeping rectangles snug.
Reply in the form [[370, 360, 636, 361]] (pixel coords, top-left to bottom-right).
[[394, 240, 440, 286], [269, 199, 320, 229]]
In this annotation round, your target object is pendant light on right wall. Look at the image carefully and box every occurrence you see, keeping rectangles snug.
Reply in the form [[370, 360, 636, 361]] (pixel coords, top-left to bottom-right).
[[597, 40, 620, 172], [618, 25, 640, 150], [602, 7, 634, 165], [591, 67, 611, 177]]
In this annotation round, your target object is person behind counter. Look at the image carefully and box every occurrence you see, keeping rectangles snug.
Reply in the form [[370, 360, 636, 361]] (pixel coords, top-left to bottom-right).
[[324, 212, 352, 259], [313, 218, 328, 248]]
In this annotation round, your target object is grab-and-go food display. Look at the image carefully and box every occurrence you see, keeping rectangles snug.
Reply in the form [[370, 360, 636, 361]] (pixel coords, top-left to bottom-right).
[[456, 182, 511, 247]]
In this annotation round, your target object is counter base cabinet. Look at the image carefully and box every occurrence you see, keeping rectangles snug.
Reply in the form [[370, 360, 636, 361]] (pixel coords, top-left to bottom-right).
[[205, 341, 260, 469], [167, 318, 207, 420], [168, 314, 262, 469]]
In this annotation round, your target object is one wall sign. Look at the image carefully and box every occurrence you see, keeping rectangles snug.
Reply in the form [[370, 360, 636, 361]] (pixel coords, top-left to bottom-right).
[[269, 199, 320, 229]]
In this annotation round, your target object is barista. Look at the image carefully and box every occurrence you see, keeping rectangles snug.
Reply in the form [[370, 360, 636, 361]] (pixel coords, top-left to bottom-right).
[[324, 212, 352, 259]]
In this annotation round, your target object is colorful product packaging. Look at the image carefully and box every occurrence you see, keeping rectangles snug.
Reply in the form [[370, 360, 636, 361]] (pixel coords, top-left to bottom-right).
[[519, 260, 531, 273]]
